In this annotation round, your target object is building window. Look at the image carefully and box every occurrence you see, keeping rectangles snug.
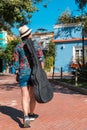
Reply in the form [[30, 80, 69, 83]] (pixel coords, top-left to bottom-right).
[[73, 46, 82, 63], [73, 46, 87, 64]]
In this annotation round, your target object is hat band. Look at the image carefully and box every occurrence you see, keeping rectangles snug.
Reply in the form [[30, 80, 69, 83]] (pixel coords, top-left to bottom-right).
[[20, 29, 30, 36]]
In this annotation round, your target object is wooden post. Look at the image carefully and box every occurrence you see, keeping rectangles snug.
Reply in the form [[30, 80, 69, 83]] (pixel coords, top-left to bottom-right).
[[52, 66, 55, 79], [60, 67, 63, 80], [75, 68, 78, 86]]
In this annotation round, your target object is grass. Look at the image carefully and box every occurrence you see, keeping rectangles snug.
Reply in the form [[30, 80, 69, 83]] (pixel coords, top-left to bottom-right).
[[58, 78, 87, 89], [77, 81, 87, 89]]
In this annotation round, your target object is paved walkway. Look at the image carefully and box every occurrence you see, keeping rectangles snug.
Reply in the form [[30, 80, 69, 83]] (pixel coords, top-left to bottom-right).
[[0, 74, 87, 130]]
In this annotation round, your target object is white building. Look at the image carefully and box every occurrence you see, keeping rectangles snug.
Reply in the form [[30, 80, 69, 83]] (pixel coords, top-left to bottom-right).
[[32, 31, 54, 50]]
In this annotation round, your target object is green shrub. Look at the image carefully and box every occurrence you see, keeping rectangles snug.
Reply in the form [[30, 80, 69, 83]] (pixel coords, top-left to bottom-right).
[[43, 41, 56, 72], [45, 56, 53, 71]]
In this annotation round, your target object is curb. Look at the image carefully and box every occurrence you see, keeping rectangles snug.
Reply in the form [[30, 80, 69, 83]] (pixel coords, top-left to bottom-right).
[[0, 73, 14, 76], [53, 80, 87, 95]]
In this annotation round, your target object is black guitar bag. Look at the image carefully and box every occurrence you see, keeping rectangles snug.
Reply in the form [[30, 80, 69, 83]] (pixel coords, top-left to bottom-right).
[[24, 39, 53, 103]]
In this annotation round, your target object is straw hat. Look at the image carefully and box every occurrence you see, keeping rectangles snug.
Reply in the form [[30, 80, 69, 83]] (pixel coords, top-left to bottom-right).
[[19, 25, 32, 38]]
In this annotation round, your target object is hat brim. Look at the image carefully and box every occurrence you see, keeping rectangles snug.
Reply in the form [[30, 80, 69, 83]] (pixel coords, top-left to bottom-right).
[[20, 29, 32, 38]]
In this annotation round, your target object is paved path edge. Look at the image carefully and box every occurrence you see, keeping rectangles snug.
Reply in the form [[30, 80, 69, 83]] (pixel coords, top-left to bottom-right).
[[54, 81, 87, 95]]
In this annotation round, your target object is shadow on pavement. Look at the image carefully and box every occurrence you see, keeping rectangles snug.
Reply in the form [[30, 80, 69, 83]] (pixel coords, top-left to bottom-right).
[[0, 77, 79, 94], [0, 83, 19, 91], [53, 84, 77, 94], [49, 79, 80, 95], [0, 105, 24, 128]]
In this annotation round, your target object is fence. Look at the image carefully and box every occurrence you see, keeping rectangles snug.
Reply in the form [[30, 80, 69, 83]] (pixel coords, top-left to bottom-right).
[[48, 66, 87, 87]]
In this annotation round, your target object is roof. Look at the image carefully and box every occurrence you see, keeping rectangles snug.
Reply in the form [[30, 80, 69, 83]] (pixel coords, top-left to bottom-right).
[[52, 37, 87, 43], [54, 23, 81, 29]]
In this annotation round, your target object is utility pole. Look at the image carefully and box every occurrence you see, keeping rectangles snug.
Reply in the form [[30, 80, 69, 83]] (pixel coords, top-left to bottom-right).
[[81, 8, 85, 66], [73, 9, 85, 65], [82, 26, 85, 65]]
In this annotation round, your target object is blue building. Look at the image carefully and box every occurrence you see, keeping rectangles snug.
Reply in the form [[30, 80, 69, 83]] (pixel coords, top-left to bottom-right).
[[53, 23, 87, 73]]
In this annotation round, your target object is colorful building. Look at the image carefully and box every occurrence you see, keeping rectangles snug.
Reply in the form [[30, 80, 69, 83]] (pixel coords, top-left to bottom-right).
[[53, 23, 87, 73], [0, 31, 7, 72]]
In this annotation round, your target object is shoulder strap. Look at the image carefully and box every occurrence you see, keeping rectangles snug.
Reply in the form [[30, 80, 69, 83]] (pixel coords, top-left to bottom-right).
[[23, 42, 33, 68]]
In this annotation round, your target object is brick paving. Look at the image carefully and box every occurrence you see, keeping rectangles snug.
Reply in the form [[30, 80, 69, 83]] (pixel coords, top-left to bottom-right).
[[0, 74, 87, 130]]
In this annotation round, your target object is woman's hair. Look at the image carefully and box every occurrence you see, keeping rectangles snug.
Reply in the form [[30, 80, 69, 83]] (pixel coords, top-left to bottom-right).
[[21, 32, 31, 40], [21, 34, 29, 40]]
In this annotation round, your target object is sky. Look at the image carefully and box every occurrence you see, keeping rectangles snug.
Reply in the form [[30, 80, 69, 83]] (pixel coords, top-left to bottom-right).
[[12, 0, 85, 36]]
